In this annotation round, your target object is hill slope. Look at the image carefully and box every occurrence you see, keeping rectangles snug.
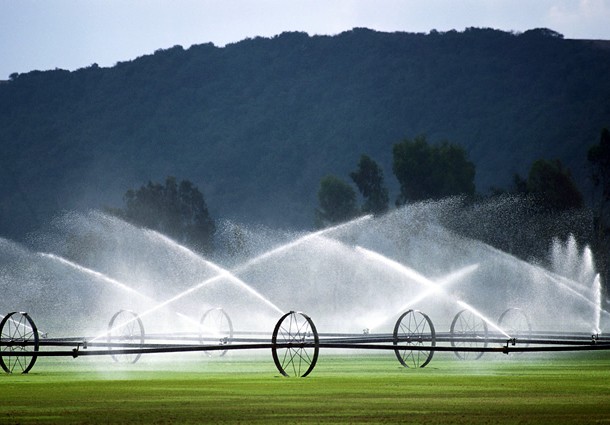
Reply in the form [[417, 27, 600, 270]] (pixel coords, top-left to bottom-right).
[[1, 27, 609, 238]]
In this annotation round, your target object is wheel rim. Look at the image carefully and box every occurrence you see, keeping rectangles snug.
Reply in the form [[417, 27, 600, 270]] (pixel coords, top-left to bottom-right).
[[107, 310, 145, 364], [498, 307, 531, 350], [0, 312, 39, 374], [271, 311, 319, 377], [393, 309, 436, 368], [199, 308, 233, 357], [450, 309, 488, 360]]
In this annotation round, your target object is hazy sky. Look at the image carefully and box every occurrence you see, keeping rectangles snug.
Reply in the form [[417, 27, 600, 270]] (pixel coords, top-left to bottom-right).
[[2, 0, 610, 79]]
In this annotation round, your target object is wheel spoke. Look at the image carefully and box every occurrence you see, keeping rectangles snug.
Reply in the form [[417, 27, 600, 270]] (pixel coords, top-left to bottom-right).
[[0, 312, 39, 374], [200, 308, 231, 353], [108, 310, 145, 364], [271, 312, 319, 377], [393, 310, 435, 368], [450, 309, 488, 360]]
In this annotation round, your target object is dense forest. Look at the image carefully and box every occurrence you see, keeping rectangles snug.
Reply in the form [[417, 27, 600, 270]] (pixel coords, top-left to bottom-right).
[[1, 27, 609, 239]]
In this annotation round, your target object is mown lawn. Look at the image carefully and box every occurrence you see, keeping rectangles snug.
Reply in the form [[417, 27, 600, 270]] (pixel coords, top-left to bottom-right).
[[1, 352, 610, 424]]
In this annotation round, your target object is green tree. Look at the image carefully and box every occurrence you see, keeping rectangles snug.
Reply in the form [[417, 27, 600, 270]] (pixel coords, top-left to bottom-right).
[[392, 135, 475, 205], [588, 128, 610, 292], [349, 154, 389, 215], [526, 159, 584, 211], [119, 176, 215, 253], [588, 129, 610, 210], [315, 175, 358, 228]]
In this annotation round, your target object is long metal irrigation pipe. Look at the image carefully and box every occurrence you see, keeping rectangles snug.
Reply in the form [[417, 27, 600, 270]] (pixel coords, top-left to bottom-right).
[[4, 331, 610, 347], [28, 331, 609, 345], [18, 337, 598, 348], [4, 329, 610, 354], [21, 337, 610, 348], [4, 341, 610, 357]]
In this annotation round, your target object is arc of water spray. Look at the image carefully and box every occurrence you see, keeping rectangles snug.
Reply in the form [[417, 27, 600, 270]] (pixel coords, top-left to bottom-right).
[[79, 217, 282, 315], [38, 252, 178, 339], [235, 214, 373, 271], [91, 259, 284, 343], [175, 312, 201, 328], [355, 246, 510, 338], [539, 269, 609, 319], [1, 252, 101, 337], [91, 271, 279, 343], [483, 243, 610, 322], [39, 253, 154, 301], [93, 215, 373, 342], [536, 269, 603, 334], [37, 252, 245, 340], [127, 215, 375, 325], [393, 263, 480, 315], [146, 232, 285, 315]]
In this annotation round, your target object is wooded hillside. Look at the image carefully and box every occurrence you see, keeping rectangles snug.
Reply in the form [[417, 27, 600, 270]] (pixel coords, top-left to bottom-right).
[[1, 27, 609, 238]]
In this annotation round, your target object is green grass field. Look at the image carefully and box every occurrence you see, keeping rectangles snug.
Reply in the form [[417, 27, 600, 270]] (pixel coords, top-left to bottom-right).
[[2, 351, 610, 424]]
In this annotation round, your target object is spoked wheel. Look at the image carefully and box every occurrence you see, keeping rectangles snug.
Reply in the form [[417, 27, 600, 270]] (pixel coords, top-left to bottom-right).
[[498, 307, 531, 351], [0, 312, 40, 374], [271, 311, 319, 377], [199, 308, 233, 357], [450, 309, 488, 360], [393, 309, 436, 368], [107, 310, 145, 364]]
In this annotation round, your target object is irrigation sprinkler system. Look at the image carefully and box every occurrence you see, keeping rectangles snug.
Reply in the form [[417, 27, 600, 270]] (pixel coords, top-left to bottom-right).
[[2, 307, 610, 377]]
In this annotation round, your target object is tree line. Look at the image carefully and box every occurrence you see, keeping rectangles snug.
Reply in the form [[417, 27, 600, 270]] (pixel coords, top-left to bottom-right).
[[316, 133, 587, 225], [112, 128, 609, 259], [316, 135, 477, 227]]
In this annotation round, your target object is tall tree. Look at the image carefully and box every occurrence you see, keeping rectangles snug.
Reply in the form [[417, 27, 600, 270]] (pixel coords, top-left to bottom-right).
[[526, 159, 584, 211], [315, 175, 358, 228], [349, 154, 389, 215], [119, 176, 215, 253], [588, 128, 610, 291], [588, 129, 610, 211], [392, 135, 475, 205]]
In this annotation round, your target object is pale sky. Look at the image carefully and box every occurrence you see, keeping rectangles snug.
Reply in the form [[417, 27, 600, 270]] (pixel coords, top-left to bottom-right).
[[1, 0, 610, 79]]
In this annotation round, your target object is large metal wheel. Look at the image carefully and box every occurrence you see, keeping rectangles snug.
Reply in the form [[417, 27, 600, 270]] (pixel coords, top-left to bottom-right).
[[498, 307, 531, 350], [271, 311, 319, 377], [107, 310, 145, 364], [0, 312, 39, 374], [393, 309, 436, 368], [199, 308, 233, 357], [450, 309, 488, 360]]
